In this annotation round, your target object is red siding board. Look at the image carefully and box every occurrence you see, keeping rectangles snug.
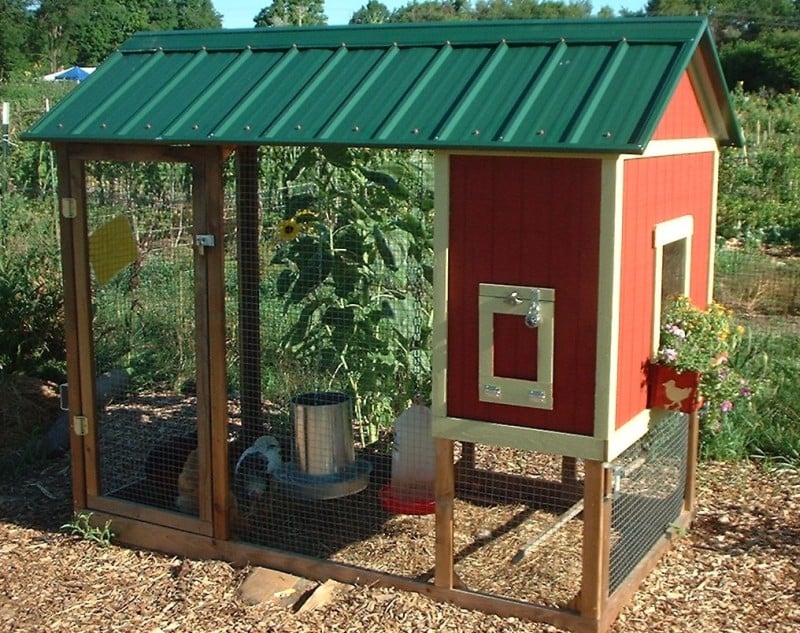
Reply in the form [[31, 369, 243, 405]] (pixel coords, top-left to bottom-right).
[[615, 152, 715, 428], [653, 72, 711, 140], [447, 155, 601, 435]]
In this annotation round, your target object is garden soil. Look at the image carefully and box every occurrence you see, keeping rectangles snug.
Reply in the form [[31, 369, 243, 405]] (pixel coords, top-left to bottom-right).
[[1, 377, 798, 632]]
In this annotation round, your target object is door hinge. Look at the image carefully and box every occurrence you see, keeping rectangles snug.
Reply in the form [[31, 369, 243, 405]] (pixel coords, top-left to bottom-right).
[[60, 197, 77, 218], [73, 415, 88, 437], [195, 234, 215, 254]]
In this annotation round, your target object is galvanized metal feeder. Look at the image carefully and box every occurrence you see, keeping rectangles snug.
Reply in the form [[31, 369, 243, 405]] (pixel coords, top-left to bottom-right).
[[275, 392, 371, 500]]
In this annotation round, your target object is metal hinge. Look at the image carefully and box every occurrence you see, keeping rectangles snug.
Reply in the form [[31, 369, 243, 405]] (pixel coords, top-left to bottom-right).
[[60, 197, 77, 218], [195, 234, 215, 254], [73, 415, 88, 437]]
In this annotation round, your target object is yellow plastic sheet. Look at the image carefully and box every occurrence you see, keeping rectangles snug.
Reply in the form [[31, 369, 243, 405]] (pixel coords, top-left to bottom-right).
[[89, 215, 138, 286]]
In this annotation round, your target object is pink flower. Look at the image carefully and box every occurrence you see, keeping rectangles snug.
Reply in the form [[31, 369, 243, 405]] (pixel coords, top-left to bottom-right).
[[720, 400, 733, 412]]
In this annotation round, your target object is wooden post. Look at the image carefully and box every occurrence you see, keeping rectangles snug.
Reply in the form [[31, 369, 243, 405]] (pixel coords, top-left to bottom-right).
[[194, 147, 231, 539], [236, 146, 262, 444], [54, 145, 88, 509], [435, 438, 455, 589], [580, 459, 612, 621], [684, 410, 700, 512]]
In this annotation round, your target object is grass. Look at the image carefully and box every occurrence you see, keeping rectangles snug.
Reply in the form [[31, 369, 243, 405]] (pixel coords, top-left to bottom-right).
[[700, 328, 800, 469]]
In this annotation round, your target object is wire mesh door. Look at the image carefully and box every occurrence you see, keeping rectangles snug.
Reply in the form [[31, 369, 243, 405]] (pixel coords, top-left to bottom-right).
[[81, 159, 212, 532]]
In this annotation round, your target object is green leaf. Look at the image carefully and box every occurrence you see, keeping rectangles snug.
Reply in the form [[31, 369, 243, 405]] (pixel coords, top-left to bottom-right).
[[331, 258, 358, 298], [276, 269, 294, 297], [286, 147, 318, 181], [334, 225, 365, 262], [380, 300, 395, 319], [321, 305, 355, 330], [372, 225, 397, 271], [359, 167, 410, 200], [322, 146, 353, 168]]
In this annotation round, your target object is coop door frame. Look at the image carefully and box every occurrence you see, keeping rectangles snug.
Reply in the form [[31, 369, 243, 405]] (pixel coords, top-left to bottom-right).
[[478, 283, 555, 410], [55, 144, 230, 538]]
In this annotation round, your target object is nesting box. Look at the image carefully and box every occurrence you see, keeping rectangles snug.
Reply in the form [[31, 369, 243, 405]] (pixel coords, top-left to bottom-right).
[[431, 72, 727, 462]]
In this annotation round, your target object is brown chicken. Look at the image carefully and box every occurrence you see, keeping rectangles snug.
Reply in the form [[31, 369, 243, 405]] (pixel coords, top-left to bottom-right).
[[175, 448, 245, 534]]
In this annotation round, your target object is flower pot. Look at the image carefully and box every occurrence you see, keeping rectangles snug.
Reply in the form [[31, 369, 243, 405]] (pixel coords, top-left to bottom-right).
[[647, 363, 703, 413]]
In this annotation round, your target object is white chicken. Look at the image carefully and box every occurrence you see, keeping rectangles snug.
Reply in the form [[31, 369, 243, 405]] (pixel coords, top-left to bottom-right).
[[234, 435, 283, 513]]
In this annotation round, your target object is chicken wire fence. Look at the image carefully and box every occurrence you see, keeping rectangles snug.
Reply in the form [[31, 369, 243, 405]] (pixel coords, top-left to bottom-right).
[[608, 411, 688, 593]]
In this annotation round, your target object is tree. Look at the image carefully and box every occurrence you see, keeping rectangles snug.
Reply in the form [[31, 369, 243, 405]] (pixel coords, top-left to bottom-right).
[[175, 0, 222, 29], [390, 1, 468, 22], [473, 0, 592, 20], [350, 1, 391, 24], [0, 0, 31, 78], [254, 0, 326, 26]]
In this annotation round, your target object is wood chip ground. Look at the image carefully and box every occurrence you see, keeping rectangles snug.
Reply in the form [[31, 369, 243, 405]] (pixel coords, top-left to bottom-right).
[[1, 379, 798, 632]]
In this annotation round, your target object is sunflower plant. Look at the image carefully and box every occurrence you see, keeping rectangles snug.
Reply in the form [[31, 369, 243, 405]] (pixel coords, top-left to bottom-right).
[[268, 147, 434, 444], [656, 295, 752, 426]]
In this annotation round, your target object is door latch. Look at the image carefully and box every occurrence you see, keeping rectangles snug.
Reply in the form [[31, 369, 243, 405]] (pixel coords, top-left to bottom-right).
[[195, 234, 215, 254]]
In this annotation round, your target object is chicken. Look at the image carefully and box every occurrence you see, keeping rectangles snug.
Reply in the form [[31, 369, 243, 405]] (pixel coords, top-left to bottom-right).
[[233, 435, 283, 514], [176, 448, 199, 513], [662, 379, 693, 409], [175, 447, 245, 534]]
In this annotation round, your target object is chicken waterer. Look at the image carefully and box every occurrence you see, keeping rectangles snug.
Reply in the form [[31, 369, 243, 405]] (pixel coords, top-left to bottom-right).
[[274, 391, 371, 499]]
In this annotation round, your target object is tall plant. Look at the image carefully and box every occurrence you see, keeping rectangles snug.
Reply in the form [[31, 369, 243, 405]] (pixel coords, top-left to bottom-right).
[[268, 147, 433, 444]]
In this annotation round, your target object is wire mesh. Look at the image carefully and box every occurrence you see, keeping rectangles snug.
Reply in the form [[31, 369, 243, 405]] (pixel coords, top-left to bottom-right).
[[225, 146, 439, 576], [608, 412, 688, 593], [451, 444, 584, 607], [87, 160, 200, 512]]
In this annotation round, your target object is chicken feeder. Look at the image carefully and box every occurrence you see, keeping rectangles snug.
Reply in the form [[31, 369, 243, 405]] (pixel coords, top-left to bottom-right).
[[275, 391, 371, 499]]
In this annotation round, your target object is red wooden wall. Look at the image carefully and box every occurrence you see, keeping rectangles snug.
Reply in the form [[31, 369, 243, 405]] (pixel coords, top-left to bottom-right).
[[653, 72, 710, 140], [446, 155, 601, 435], [615, 152, 715, 428]]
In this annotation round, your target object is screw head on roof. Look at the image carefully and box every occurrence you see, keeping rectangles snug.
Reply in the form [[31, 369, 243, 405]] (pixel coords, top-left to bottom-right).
[[352, 125, 360, 132], [295, 124, 302, 131], [144, 123, 152, 129], [472, 129, 480, 136], [412, 128, 420, 135], [537, 129, 546, 136], [244, 125, 251, 131], [603, 131, 612, 138], [57, 123, 63, 128], [100, 123, 107, 128], [192, 124, 199, 130]]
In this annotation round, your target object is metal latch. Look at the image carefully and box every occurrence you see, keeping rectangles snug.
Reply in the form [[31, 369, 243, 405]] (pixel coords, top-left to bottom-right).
[[73, 415, 88, 437], [195, 234, 215, 254]]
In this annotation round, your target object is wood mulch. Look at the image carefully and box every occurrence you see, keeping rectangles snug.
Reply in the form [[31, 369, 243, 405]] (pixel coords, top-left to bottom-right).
[[1, 378, 799, 632]]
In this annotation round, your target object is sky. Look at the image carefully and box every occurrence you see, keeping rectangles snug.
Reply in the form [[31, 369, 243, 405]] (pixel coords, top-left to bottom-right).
[[215, 1, 645, 29]]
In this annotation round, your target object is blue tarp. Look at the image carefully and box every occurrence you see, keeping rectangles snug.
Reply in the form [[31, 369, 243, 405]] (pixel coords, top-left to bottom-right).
[[54, 66, 90, 81]]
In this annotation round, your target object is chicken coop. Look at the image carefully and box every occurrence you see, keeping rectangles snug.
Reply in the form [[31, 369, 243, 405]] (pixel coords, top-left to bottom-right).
[[24, 17, 742, 633]]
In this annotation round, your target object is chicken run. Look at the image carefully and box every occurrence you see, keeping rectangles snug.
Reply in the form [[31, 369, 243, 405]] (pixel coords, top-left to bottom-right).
[[22, 17, 744, 633]]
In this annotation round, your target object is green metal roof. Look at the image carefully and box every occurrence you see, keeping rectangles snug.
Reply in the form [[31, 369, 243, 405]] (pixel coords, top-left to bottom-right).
[[23, 17, 744, 153]]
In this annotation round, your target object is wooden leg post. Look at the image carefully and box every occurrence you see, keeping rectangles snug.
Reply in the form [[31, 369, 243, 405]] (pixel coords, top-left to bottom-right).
[[684, 410, 700, 512], [580, 459, 612, 621], [435, 438, 455, 589]]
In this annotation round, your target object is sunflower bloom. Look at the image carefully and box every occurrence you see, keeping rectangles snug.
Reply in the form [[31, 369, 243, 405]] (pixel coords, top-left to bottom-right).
[[278, 218, 301, 241]]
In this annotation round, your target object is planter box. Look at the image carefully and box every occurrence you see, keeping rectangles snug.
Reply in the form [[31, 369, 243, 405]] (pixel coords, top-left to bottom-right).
[[647, 363, 703, 413]]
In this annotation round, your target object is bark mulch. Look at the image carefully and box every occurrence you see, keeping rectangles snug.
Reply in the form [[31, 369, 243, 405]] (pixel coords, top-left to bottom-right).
[[1, 378, 798, 632]]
